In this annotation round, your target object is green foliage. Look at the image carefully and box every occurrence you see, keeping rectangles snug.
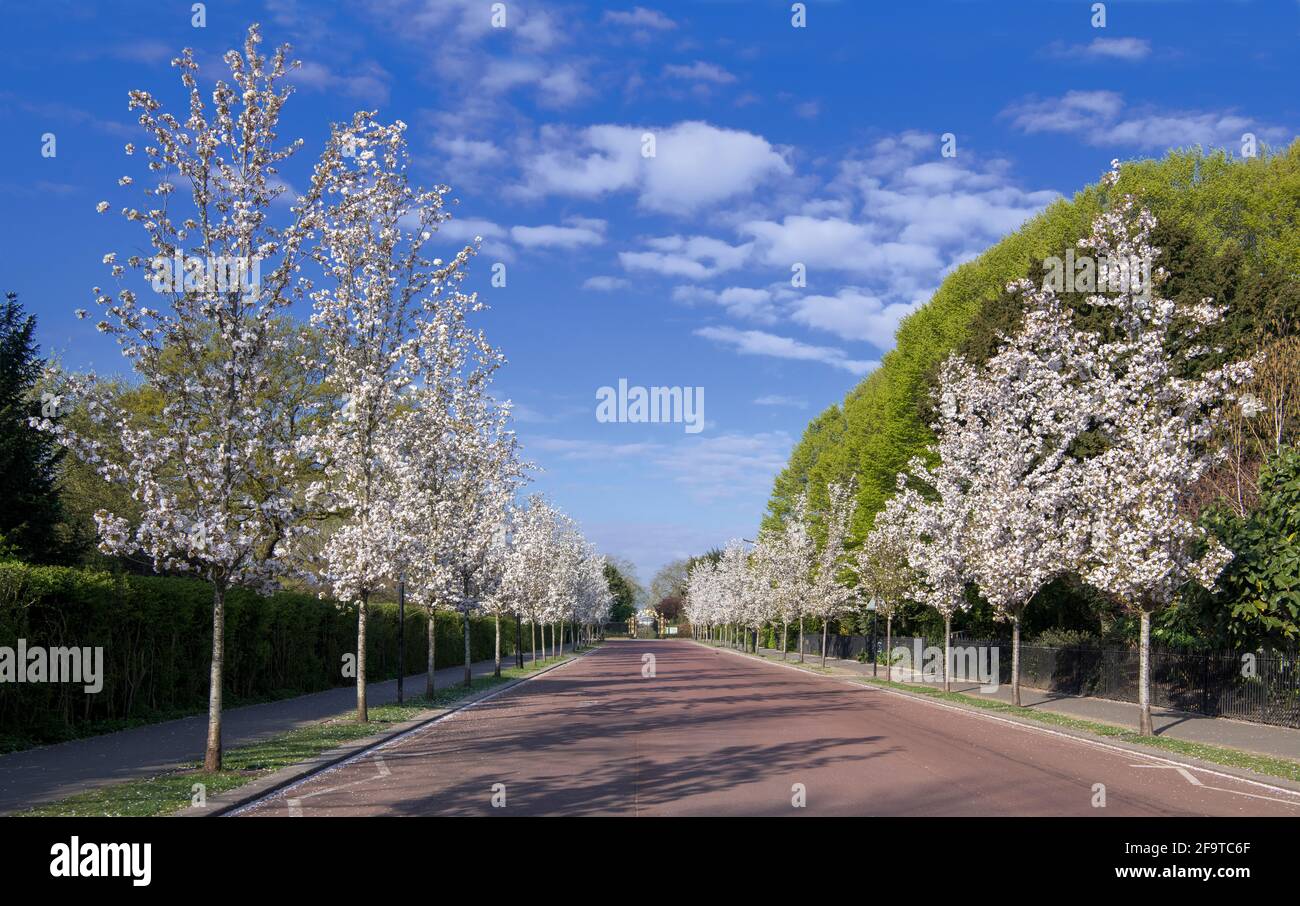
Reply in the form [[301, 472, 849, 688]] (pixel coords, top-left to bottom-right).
[[0, 561, 515, 750], [603, 561, 637, 622], [0, 294, 66, 562], [763, 142, 1300, 645], [1199, 447, 1300, 647]]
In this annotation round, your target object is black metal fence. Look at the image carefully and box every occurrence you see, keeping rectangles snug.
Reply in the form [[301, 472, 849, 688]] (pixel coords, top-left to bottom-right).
[[785, 632, 1300, 729]]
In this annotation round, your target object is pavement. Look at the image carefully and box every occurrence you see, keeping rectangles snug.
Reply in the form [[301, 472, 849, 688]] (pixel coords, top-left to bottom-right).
[[735, 642, 1300, 761], [236, 640, 1300, 817], [0, 646, 571, 815]]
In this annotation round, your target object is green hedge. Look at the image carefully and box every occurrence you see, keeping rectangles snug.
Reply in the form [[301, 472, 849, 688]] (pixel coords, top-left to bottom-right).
[[0, 561, 518, 748]]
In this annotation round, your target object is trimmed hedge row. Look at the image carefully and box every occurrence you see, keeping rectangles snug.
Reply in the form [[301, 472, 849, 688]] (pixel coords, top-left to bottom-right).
[[0, 561, 519, 748]]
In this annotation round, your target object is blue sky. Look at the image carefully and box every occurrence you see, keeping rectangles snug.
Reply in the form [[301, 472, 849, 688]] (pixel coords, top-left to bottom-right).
[[3, 1, 1297, 587]]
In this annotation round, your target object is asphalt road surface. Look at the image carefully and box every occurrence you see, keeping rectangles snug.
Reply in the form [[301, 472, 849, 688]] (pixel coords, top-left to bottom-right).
[[237, 640, 1300, 817]]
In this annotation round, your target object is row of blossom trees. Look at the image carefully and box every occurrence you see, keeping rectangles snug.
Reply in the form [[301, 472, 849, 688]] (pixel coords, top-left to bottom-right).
[[33, 26, 609, 771], [686, 162, 1251, 735]]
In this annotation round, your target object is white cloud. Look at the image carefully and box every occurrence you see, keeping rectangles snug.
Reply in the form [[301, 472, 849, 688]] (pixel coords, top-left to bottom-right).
[[671, 285, 782, 323], [663, 61, 737, 84], [694, 326, 875, 375], [789, 287, 919, 347], [582, 275, 631, 291], [795, 100, 821, 119], [1002, 90, 1288, 150], [517, 121, 791, 214], [620, 235, 752, 279], [754, 395, 808, 409], [362, 0, 582, 110], [536, 431, 793, 505], [436, 217, 507, 242], [1046, 37, 1153, 62], [602, 7, 677, 30], [433, 136, 506, 168], [1083, 37, 1152, 60], [291, 61, 391, 103], [511, 218, 606, 248]]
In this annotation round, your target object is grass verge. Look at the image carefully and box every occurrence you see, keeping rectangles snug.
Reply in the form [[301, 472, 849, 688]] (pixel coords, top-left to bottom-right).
[[16, 652, 581, 818], [704, 641, 1300, 785], [859, 676, 1300, 784]]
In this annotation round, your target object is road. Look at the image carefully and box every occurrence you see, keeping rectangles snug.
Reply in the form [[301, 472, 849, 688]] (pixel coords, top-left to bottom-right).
[[236, 640, 1300, 817]]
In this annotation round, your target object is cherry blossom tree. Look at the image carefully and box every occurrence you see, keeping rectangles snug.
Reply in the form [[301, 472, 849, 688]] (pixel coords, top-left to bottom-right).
[[856, 495, 914, 678], [298, 111, 471, 721], [893, 461, 972, 692], [499, 496, 554, 665], [758, 492, 816, 661], [930, 278, 1100, 704], [36, 27, 322, 771], [1071, 165, 1251, 734], [806, 481, 858, 667]]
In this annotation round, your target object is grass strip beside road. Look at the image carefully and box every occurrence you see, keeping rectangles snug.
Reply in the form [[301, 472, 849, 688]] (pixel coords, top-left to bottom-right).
[[859, 677, 1300, 783], [704, 642, 1300, 785], [17, 653, 580, 818]]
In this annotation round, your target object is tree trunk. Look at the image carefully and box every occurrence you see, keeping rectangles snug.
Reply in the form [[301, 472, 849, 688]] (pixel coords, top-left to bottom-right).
[[494, 613, 501, 678], [885, 616, 892, 681], [516, 612, 524, 668], [462, 610, 472, 688], [356, 591, 369, 722], [203, 581, 227, 772], [943, 614, 951, 693], [426, 605, 436, 698], [531, 620, 536, 665], [1138, 609, 1153, 736], [820, 619, 828, 668], [798, 619, 805, 663], [1011, 615, 1022, 707], [781, 622, 788, 661]]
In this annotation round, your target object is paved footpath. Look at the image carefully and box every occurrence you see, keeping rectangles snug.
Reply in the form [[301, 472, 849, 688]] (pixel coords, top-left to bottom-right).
[[0, 647, 570, 815], [237, 640, 1300, 817], [745, 643, 1300, 761]]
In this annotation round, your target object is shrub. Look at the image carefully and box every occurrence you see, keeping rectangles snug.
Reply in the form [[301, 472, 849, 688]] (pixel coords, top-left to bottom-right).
[[0, 561, 517, 748]]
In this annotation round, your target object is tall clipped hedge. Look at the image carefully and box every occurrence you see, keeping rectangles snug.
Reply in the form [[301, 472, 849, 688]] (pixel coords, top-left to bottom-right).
[[0, 561, 517, 748], [766, 143, 1300, 539], [761, 143, 1300, 646]]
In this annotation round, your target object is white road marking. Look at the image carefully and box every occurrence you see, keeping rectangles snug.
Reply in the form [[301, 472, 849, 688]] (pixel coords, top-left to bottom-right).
[[697, 640, 1300, 808]]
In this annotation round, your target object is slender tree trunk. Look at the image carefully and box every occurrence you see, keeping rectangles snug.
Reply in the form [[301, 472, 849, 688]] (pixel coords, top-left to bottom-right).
[[494, 613, 502, 678], [885, 616, 892, 681], [426, 605, 436, 697], [356, 591, 369, 722], [531, 620, 536, 665], [1011, 615, 1022, 707], [798, 619, 805, 663], [781, 622, 788, 661], [463, 610, 472, 688], [820, 619, 828, 668], [1138, 609, 1153, 736], [203, 581, 227, 772], [516, 612, 524, 668], [943, 614, 951, 693]]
